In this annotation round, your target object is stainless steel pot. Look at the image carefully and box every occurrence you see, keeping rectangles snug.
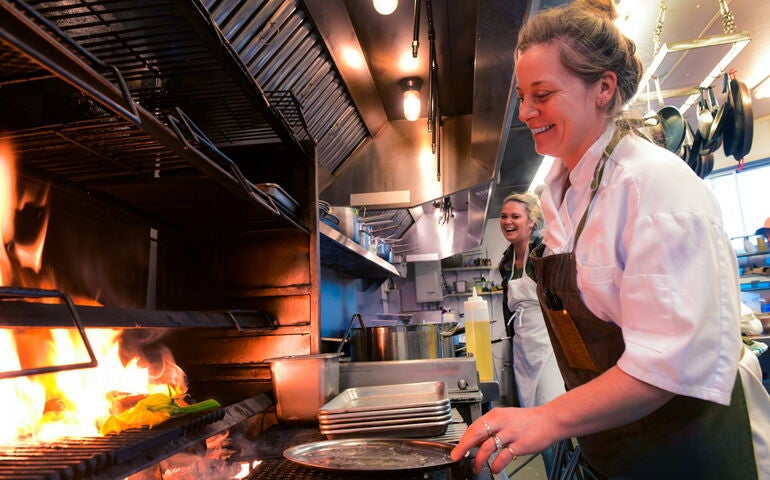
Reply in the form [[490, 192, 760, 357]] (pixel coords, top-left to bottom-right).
[[340, 314, 460, 361]]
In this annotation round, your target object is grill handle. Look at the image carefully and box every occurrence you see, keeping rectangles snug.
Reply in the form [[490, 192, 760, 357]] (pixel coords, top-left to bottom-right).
[[0, 287, 98, 379]]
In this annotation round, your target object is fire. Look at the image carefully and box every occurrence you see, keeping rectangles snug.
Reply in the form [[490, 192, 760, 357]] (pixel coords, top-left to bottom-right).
[[0, 140, 187, 443]]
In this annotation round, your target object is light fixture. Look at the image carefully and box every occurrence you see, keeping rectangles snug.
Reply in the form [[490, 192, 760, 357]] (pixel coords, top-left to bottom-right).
[[400, 77, 422, 121], [373, 0, 397, 15], [753, 74, 770, 99]]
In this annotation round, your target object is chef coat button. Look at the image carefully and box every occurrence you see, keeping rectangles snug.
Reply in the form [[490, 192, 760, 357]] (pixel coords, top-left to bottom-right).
[[457, 378, 468, 390]]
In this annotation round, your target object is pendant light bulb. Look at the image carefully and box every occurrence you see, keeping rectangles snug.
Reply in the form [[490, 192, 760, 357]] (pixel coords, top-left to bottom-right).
[[373, 0, 398, 15], [400, 77, 423, 122]]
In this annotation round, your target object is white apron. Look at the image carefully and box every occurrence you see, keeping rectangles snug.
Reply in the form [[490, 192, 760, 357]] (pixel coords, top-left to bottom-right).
[[507, 245, 565, 408]]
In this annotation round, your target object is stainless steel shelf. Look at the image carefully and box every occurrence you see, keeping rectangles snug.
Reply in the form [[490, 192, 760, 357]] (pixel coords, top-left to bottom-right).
[[319, 222, 400, 278]]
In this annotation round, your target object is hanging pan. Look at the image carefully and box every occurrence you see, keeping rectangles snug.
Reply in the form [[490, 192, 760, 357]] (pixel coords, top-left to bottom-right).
[[688, 130, 703, 172], [679, 119, 694, 164], [722, 71, 753, 161], [657, 106, 685, 153], [699, 86, 722, 154], [696, 88, 713, 141]]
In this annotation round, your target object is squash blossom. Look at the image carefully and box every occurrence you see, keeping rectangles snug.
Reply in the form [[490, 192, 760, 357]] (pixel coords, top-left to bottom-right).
[[100, 393, 221, 435]]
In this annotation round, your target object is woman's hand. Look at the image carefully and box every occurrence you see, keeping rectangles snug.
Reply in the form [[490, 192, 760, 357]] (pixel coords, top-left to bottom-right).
[[451, 405, 558, 474], [451, 366, 675, 474]]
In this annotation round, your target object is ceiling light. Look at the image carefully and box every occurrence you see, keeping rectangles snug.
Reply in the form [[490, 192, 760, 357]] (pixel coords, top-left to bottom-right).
[[753, 75, 770, 99], [400, 77, 422, 121], [373, 0, 397, 15]]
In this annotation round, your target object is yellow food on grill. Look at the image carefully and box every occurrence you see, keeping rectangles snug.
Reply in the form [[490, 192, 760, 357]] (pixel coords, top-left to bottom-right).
[[100, 392, 221, 435]]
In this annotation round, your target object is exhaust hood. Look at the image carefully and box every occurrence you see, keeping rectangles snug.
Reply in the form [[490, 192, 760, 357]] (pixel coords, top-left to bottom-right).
[[207, 0, 544, 257]]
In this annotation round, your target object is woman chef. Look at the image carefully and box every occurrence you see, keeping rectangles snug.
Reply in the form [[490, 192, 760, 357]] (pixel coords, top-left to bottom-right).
[[498, 192, 564, 475], [451, 0, 770, 478]]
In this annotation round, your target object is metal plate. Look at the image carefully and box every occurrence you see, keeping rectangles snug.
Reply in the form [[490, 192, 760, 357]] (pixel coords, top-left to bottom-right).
[[283, 438, 459, 473], [318, 381, 448, 414]]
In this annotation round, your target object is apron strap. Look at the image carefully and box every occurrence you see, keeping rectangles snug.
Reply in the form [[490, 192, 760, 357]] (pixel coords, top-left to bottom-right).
[[573, 125, 626, 245]]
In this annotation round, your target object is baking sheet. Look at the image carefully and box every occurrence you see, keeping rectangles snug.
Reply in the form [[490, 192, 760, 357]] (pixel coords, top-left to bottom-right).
[[284, 438, 459, 473], [318, 381, 448, 414], [318, 403, 451, 423], [319, 417, 451, 439], [319, 411, 453, 430]]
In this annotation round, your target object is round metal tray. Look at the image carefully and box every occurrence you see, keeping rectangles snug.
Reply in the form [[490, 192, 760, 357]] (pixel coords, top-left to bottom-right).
[[283, 438, 461, 473]]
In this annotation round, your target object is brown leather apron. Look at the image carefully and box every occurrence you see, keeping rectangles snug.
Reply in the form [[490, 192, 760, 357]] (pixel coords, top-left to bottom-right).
[[530, 128, 757, 479]]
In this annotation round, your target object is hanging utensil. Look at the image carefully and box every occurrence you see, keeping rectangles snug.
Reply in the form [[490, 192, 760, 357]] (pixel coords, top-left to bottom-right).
[[657, 105, 685, 153], [723, 70, 753, 162], [688, 130, 703, 171], [700, 86, 722, 154], [679, 119, 694, 163], [708, 74, 733, 156]]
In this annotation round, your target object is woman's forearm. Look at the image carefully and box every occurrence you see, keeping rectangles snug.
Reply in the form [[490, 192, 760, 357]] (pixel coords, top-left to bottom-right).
[[538, 365, 675, 439]]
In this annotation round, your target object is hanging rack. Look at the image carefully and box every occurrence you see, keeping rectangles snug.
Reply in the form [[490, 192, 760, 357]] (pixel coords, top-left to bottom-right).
[[631, 0, 750, 114]]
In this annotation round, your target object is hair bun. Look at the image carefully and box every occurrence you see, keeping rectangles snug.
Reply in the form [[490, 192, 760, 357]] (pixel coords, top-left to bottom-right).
[[572, 0, 619, 22]]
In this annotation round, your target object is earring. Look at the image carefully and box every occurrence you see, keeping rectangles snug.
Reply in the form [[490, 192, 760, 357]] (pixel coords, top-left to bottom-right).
[[599, 99, 605, 107]]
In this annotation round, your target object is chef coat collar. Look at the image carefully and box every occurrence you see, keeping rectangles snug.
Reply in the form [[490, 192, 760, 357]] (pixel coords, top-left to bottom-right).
[[541, 123, 617, 253]]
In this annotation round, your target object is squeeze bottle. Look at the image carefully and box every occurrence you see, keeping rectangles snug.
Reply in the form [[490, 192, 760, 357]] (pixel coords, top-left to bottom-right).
[[463, 287, 494, 381]]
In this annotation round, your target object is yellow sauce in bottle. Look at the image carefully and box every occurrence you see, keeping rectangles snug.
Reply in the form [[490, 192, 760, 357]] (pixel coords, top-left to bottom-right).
[[463, 287, 495, 381]]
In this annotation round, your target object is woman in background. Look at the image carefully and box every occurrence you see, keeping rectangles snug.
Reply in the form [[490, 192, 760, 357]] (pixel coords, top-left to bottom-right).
[[498, 191, 564, 474]]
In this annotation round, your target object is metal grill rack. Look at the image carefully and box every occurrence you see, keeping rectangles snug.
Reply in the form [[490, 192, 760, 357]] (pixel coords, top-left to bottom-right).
[[0, 395, 273, 480]]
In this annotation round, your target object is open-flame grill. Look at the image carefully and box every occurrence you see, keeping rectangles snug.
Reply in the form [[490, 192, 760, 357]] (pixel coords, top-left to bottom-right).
[[0, 395, 272, 480], [1, 0, 321, 477]]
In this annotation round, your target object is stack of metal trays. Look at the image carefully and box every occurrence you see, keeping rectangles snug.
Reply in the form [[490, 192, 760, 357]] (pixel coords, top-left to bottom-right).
[[317, 381, 452, 439]]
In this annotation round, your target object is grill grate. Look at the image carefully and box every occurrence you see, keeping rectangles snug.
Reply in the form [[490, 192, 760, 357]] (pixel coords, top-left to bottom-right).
[[0, 395, 272, 480], [17, 0, 294, 150], [0, 409, 221, 480]]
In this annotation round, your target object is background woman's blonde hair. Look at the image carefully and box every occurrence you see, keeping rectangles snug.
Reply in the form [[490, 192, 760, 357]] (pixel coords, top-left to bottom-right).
[[502, 191, 544, 237], [516, 0, 643, 118]]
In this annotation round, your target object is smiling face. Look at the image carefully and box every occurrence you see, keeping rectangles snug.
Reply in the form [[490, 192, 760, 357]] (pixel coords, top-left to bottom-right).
[[515, 42, 615, 170], [500, 200, 534, 247]]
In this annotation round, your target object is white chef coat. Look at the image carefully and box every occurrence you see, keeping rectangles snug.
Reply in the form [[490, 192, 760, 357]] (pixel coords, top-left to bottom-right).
[[506, 244, 565, 408], [539, 124, 770, 477]]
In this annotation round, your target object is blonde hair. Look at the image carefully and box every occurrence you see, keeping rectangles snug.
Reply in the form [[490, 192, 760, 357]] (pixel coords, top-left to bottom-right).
[[516, 0, 643, 117], [502, 191, 543, 237]]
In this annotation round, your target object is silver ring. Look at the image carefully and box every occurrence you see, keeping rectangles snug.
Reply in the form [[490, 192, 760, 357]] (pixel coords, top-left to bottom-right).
[[482, 419, 492, 438], [494, 435, 503, 451], [507, 446, 518, 461]]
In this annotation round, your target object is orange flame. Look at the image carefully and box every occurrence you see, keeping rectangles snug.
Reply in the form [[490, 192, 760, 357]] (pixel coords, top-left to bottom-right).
[[0, 140, 186, 443]]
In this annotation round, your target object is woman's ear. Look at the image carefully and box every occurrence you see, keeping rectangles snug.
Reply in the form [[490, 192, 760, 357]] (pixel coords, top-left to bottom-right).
[[596, 70, 617, 108]]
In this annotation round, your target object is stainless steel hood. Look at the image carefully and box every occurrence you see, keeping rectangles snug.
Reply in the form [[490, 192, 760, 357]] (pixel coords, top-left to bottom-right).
[[305, 0, 532, 257], [206, 0, 541, 257]]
